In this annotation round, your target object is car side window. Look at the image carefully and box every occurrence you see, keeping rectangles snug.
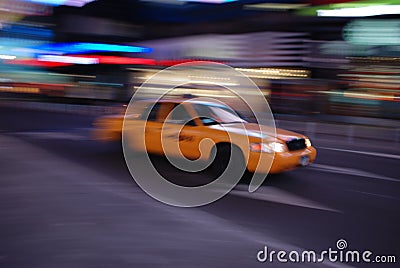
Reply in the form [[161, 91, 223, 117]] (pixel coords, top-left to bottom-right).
[[167, 104, 193, 125], [141, 103, 161, 121]]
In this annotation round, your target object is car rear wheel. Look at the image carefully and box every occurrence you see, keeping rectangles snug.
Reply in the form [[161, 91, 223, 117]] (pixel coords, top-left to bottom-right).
[[209, 143, 246, 178]]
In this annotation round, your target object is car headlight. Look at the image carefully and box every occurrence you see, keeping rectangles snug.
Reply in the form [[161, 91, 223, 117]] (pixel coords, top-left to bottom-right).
[[250, 142, 286, 153], [305, 138, 312, 147]]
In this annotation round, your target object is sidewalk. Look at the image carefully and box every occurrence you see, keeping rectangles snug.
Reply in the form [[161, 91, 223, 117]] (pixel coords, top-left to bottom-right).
[[0, 99, 118, 116], [274, 114, 400, 144], [1, 99, 399, 143], [275, 119, 400, 144]]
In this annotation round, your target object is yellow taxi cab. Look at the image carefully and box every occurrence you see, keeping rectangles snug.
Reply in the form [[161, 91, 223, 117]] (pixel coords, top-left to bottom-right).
[[93, 99, 316, 174]]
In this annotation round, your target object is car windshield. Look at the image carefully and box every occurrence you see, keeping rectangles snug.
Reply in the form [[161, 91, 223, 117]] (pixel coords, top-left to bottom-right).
[[193, 103, 247, 125]]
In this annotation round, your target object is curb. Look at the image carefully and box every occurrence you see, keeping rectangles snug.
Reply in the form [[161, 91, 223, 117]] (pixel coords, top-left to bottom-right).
[[0, 100, 119, 116], [275, 120, 400, 144]]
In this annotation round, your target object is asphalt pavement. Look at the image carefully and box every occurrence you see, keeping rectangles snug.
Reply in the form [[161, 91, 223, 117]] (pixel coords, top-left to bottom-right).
[[0, 107, 399, 268]]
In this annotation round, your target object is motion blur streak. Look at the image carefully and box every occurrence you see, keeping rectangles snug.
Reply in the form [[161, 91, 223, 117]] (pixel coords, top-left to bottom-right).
[[317, 5, 400, 17], [0, 0, 399, 267]]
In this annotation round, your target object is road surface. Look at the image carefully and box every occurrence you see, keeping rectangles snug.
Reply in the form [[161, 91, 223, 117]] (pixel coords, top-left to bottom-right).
[[0, 107, 399, 267]]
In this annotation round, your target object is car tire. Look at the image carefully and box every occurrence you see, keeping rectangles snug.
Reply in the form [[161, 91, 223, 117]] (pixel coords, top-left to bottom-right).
[[209, 143, 246, 178]]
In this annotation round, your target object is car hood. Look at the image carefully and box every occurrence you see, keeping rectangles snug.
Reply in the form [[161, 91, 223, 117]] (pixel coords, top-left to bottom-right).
[[209, 122, 306, 142]]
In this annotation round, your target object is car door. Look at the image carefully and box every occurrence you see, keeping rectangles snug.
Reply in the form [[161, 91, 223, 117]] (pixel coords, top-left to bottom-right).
[[144, 102, 175, 155], [161, 103, 203, 159]]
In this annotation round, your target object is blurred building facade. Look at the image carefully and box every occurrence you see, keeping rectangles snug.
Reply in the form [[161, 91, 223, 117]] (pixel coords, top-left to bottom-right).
[[0, 0, 399, 119]]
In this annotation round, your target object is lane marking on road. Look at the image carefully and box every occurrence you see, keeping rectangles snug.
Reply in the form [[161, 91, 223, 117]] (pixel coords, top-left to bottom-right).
[[319, 147, 400, 160], [346, 189, 400, 201], [13, 131, 89, 141], [310, 164, 400, 183], [231, 185, 341, 213]]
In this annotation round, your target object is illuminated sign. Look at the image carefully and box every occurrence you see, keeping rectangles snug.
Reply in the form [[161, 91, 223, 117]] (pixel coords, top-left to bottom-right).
[[298, 0, 400, 16], [318, 5, 400, 17], [34, 43, 152, 54], [179, 0, 237, 3], [38, 55, 99, 64], [23, 0, 95, 7], [343, 20, 400, 45], [143, 0, 236, 3]]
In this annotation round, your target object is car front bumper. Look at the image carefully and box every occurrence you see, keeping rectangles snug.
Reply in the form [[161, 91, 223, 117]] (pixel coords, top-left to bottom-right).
[[247, 146, 317, 174]]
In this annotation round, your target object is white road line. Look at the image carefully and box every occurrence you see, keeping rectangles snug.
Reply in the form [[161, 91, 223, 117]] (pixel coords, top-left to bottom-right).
[[346, 189, 400, 201], [319, 147, 400, 160], [310, 164, 400, 183], [231, 185, 341, 213], [13, 131, 89, 141]]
